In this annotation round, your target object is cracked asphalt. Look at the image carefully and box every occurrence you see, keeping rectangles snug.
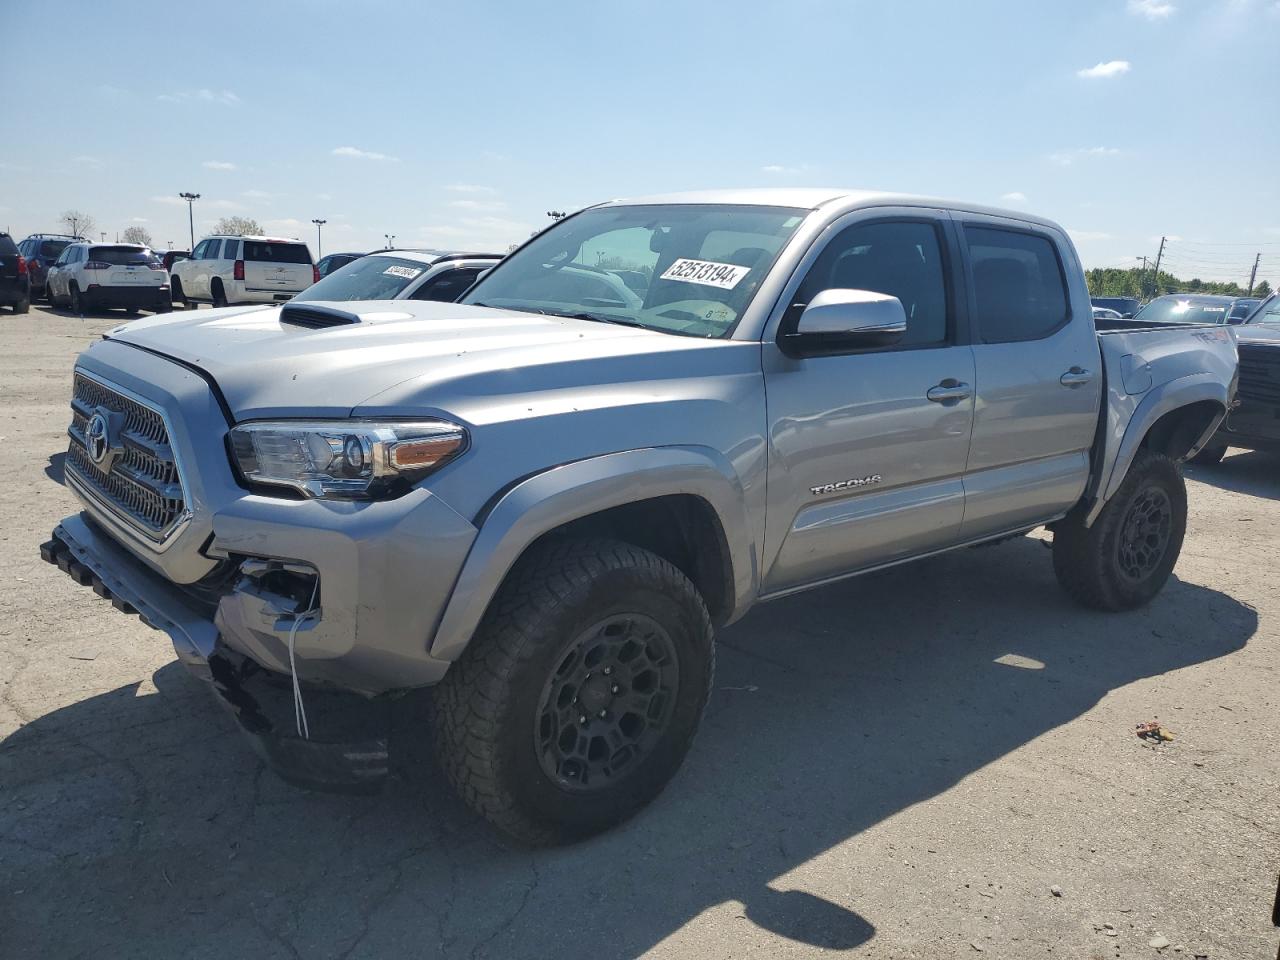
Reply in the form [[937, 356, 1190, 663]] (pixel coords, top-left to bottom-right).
[[2, 305, 1278, 959]]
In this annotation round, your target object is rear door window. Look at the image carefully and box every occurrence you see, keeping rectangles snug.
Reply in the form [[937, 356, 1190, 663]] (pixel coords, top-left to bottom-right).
[[243, 241, 311, 264], [965, 226, 1070, 343]]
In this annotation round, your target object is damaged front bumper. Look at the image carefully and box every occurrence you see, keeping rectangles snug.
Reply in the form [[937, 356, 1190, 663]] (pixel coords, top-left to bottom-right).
[[40, 514, 392, 794]]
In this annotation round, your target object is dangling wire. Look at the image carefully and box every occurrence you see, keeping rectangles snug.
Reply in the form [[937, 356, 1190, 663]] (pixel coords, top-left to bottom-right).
[[287, 579, 321, 739]]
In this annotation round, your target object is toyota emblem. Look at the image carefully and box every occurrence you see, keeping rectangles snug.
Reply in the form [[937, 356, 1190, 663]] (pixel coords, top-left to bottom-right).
[[85, 412, 111, 465]]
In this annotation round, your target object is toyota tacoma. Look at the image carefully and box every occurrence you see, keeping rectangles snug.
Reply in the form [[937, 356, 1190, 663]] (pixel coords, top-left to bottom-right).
[[39, 189, 1237, 843]]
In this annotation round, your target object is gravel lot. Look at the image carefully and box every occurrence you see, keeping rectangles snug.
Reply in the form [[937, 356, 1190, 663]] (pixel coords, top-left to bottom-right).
[[1, 303, 1277, 960]]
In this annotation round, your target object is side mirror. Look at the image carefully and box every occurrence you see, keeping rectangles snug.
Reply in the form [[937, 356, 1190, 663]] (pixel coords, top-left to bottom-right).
[[780, 289, 907, 358]]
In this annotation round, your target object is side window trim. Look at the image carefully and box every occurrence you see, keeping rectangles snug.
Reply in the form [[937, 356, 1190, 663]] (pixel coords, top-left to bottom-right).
[[956, 218, 1074, 344], [772, 210, 965, 354]]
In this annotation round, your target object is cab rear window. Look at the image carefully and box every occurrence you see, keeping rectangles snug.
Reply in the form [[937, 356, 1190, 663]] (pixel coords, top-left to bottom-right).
[[89, 247, 156, 265], [243, 242, 311, 264]]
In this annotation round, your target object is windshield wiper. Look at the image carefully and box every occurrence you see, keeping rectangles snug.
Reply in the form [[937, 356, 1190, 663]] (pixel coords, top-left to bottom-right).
[[545, 310, 651, 330]]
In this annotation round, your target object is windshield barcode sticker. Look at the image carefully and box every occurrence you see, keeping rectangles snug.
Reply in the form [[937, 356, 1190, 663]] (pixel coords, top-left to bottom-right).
[[660, 258, 752, 290], [383, 265, 423, 280]]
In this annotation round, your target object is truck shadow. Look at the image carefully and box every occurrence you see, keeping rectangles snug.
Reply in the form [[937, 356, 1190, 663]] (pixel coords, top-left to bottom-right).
[[0, 537, 1256, 959], [1184, 449, 1280, 501]]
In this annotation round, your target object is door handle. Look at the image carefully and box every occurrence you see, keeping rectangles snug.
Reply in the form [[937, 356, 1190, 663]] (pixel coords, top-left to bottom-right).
[[926, 380, 972, 403], [1060, 367, 1094, 387]]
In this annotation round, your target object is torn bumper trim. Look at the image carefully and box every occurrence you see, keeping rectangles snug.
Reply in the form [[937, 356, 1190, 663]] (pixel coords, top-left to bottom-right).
[[40, 516, 389, 794]]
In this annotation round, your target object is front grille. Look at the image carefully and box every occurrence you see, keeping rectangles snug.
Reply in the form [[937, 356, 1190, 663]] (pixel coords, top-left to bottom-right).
[[1237, 343, 1280, 405], [65, 372, 188, 542]]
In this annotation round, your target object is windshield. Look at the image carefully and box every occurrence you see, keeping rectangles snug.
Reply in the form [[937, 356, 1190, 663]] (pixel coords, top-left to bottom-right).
[[1244, 295, 1280, 325], [1132, 297, 1231, 325], [294, 255, 430, 302], [462, 203, 808, 337]]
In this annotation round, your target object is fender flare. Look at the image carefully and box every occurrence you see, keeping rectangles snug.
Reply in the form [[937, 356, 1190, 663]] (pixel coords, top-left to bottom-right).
[[1087, 374, 1228, 524], [429, 446, 757, 662]]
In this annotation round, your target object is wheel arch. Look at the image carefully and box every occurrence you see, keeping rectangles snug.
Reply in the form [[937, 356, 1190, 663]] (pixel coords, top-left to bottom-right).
[[428, 447, 756, 662], [1087, 376, 1228, 525]]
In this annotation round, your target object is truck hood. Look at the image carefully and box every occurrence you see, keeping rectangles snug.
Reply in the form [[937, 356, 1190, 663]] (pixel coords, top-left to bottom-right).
[[106, 300, 731, 420]]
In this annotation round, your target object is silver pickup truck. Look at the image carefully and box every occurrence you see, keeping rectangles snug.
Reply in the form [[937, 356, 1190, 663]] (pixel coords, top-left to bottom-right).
[[40, 189, 1236, 843]]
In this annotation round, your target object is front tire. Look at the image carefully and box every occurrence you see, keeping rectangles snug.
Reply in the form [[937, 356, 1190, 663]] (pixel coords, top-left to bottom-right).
[[1052, 449, 1187, 611], [430, 538, 715, 845]]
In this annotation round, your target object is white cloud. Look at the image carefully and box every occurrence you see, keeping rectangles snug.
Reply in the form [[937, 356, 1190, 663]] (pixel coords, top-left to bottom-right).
[[1068, 229, 1112, 242], [332, 146, 398, 161], [70, 155, 102, 167], [130, 217, 149, 223], [1077, 60, 1131, 79], [1000, 192, 1028, 203], [449, 199, 507, 212], [262, 218, 308, 236], [203, 160, 236, 171], [1049, 146, 1121, 165], [1128, 0, 1175, 19], [446, 184, 498, 195], [761, 164, 808, 175], [151, 195, 187, 206], [317, 193, 332, 201], [242, 189, 272, 199], [157, 89, 240, 106]]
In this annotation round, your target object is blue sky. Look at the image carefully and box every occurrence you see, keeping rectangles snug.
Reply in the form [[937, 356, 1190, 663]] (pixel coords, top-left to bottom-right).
[[2, 0, 1278, 286]]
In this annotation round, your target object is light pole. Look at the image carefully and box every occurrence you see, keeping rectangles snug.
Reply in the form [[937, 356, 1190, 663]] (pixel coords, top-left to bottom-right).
[[547, 210, 567, 221], [311, 218, 327, 259], [178, 192, 200, 251], [384, 233, 395, 249]]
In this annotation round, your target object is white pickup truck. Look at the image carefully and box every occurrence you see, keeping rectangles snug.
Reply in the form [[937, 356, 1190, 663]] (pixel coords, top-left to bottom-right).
[[41, 189, 1236, 843]]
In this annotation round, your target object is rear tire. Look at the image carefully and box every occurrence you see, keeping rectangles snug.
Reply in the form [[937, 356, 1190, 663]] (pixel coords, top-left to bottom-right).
[[13, 298, 29, 314], [1191, 443, 1227, 465], [69, 285, 85, 315], [171, 277, 189, 309], [1052, 449, 1187, 611], [430, 538, 715, 845], [211, 280, 227, 308]]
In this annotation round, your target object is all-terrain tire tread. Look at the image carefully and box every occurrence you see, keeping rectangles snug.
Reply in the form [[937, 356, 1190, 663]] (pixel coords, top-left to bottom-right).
[[1052, 449, 1186, 611], [429, 537, 714, 845]]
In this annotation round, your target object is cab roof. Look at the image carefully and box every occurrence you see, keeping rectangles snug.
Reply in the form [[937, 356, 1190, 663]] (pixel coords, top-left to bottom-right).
[[598, 188, 1063, 230]]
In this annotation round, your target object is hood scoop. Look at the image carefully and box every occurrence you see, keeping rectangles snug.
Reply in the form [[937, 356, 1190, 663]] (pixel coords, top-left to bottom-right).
[[279, 303, 362, 329]]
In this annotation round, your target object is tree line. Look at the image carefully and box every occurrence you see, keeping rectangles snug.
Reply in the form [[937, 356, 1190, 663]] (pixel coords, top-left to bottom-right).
[[1087, 265, 1272, 301], [54, 211, 265, 251]]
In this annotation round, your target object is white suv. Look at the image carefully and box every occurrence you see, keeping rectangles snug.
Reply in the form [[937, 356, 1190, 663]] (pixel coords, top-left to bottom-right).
[[45, 242, 171, 314], [170, 235, 317, 308]]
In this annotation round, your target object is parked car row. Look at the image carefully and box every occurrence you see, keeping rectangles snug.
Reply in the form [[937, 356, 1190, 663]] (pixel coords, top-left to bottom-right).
[[1091, 293, 1264, 325]]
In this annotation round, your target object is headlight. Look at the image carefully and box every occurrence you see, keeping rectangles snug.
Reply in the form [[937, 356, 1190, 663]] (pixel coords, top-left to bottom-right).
[[229, 420, 467, 500]]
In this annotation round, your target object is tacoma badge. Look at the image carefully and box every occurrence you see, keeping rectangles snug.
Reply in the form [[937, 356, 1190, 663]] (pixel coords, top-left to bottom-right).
[[810, 474, 882, 496]]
